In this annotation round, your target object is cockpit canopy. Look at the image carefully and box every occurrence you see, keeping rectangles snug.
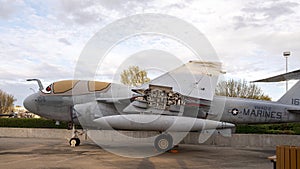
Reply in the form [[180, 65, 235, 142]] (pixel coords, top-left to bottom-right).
[[43, 80, 111, 95]]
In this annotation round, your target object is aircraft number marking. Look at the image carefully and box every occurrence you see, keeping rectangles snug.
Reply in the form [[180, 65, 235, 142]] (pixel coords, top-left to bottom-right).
[[292, 98, 300, 105]]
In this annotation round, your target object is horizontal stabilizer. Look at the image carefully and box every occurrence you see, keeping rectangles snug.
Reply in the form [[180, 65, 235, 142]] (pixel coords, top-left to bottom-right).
[[253, 69, 300, 82]]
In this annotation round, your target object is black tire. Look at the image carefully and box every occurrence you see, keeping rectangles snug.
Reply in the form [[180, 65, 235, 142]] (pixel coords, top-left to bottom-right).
[[69, 138, 80, 147], [154, 134, 173, 152]]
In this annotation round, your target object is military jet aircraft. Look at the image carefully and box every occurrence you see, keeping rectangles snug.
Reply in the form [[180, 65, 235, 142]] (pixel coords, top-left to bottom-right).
[[23, 61, 300, 152]]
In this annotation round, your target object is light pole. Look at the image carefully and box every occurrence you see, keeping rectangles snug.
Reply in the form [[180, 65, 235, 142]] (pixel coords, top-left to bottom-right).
[[283, 51, 291, 92]]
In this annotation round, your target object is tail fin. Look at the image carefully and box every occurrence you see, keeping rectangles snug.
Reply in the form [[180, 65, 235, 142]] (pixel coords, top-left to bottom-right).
[[278, 81, 300, 105], [138, 61, 223, 101]]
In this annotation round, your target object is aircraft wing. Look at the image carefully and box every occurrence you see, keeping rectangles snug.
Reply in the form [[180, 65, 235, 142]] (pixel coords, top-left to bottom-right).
[[137, 61, 223, 101], [75, 61, 228, 133], [253, 69, 300, 82], [74, 100, 235, 132]]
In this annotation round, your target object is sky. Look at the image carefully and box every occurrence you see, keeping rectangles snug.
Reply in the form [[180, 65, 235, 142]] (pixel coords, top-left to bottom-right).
[[0, 0, 300, 106]]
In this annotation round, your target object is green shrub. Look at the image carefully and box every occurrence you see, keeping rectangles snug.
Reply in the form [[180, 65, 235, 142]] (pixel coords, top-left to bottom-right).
[[236, 123, 300, 135], [1, 118, 300, 135], [0, 118, 81, 129], [293, 127, 300, 135]]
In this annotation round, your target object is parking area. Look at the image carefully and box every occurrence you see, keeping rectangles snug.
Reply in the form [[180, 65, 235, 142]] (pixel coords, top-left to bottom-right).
[[0, 137, 275, 169]]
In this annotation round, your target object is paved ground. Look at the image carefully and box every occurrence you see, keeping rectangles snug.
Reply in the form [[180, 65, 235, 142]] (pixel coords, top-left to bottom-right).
[[0, 137, 275, 169]]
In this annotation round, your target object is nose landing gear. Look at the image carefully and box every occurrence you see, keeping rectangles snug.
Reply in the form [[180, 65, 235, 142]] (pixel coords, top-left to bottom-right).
[[68, 106, 83, 147], [68, 122, 83, 147]]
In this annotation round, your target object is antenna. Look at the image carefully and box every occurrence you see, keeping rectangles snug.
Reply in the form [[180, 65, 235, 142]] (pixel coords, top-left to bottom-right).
[[27, 79, 44, 91]]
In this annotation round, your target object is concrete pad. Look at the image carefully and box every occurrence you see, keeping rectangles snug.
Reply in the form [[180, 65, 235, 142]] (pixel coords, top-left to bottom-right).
[[1, 128, 300, 148], [0, 137, 275, 169]]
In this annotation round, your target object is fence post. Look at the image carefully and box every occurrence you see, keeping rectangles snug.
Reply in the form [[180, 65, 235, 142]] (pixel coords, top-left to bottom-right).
[[297, 147, 300, 169], [276, 146, 281, 169], [284, 146, 290, 169], [290, 146, 296, 169]]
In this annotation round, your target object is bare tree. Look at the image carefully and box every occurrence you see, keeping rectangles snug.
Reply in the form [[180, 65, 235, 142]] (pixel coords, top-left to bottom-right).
[[215, 79, 271, 101], [0, 89, 15, 114], [120, 66, 150, 87]]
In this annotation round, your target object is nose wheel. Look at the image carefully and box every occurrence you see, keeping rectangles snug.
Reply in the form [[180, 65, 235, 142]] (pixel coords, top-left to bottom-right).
[[69, 137, 80, 147], [69, 122, 82, 147], [154, 133, 173, 152]]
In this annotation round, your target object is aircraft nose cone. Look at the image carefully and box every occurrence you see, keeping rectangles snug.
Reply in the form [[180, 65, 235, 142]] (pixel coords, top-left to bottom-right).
[[23, 93, 38, 113]]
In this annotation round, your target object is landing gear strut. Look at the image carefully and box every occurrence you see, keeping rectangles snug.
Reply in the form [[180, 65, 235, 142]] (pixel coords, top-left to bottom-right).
[[154, 133, 173, 152], [69, 123, 81, 147], [68, 106, 82, 147]]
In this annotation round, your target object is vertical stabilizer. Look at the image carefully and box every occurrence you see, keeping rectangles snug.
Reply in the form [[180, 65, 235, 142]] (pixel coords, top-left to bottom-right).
[[278, 81, 300, 105]]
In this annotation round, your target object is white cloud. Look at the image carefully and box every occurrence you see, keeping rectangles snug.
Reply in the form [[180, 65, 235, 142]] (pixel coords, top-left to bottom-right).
[[0, 0, 300, 105], [0, 0, 22, 19], [235, 0, 299, 29]]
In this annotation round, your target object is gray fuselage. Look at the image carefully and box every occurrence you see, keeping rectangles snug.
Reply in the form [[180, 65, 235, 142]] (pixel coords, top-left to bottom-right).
[[24, 90, 300, 125]]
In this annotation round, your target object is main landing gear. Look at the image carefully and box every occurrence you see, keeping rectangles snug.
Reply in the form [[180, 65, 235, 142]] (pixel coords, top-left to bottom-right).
[[154, 133, 174, 152]]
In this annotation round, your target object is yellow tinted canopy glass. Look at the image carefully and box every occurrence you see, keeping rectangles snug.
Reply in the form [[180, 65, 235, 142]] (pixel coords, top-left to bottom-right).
[[88, 81, 110, 92], [53, 80, 79, 94]]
